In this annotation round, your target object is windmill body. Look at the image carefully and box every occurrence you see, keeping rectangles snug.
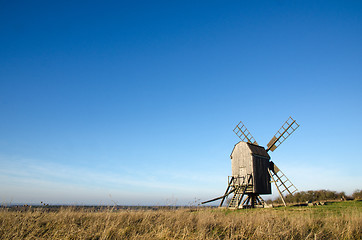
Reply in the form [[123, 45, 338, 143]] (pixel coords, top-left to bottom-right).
[[231, 142, 271, 195], [201, 116, 300, 209]]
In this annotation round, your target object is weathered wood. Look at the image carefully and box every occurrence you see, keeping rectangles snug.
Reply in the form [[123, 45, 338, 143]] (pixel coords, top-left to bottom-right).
[[219, 177, 234, 207], [201, 188, 235, 205], [230, 142, 271, 194]]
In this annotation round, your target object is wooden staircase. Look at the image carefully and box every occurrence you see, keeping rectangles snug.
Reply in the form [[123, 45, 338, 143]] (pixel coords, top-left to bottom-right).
[[228, 175, 253, 209]]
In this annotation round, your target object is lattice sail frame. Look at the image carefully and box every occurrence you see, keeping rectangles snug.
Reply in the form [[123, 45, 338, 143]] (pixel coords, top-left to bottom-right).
[[233, 121, 258, 145], [266, 117, 299, 152], [268, 162, 298, 207]]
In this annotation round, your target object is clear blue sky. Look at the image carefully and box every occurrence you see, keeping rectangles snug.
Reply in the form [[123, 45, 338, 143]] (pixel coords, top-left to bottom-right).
[[1, 0, 361, 205]]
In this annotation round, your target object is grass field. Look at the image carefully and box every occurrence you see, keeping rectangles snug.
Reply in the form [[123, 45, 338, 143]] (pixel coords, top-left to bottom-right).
[[0, 201, 361, 239]]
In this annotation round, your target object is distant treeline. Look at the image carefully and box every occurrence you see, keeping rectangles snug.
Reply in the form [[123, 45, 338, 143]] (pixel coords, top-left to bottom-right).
[[267, 189, 362, 204]]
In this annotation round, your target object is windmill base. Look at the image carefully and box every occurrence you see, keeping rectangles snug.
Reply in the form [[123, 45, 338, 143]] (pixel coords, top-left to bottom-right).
[[237, 194, 265, 209], [218, 175, 266, 209]]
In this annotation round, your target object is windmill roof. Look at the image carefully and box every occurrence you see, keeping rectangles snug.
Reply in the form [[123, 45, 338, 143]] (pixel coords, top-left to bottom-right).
[[246, 142, 270, 159], [230, 141, 270, 159]]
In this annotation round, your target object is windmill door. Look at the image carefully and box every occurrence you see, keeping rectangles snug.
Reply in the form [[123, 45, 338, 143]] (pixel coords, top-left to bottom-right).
[[239, 166, 246, 184]]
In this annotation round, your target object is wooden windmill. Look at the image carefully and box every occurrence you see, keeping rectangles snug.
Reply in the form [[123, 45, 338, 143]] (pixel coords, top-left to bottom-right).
[[202, 117, 299, 208]]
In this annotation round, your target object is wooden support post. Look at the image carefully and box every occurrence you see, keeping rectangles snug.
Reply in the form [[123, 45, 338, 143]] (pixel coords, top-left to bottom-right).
[[219, 177, 234, 207], [268, 168, 287, 207]]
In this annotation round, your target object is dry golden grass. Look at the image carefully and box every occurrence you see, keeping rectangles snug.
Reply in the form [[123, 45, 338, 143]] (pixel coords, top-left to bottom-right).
[[0, 201, 361, 239]]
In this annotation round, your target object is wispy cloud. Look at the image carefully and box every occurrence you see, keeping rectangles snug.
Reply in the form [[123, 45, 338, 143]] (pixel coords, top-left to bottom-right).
[[0, 155, 224, 204], [277, 163, 362, 195]]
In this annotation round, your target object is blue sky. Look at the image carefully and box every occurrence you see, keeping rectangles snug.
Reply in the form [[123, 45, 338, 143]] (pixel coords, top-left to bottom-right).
[[0, 0, 361, 205]]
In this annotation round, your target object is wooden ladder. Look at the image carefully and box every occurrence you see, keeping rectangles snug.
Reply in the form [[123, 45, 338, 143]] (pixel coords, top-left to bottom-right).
[[228, 175, 252, 209]]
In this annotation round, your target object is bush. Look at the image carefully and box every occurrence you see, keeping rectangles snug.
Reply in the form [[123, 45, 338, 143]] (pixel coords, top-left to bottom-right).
[[271, 190, 353, 204], [352, 189, 362, 200]]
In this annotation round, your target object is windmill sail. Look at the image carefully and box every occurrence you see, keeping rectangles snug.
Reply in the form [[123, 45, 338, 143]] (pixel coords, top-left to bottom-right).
[[266, 116, 299, 152], [268, 161, 298, 206], [233, 121, 258, 145]]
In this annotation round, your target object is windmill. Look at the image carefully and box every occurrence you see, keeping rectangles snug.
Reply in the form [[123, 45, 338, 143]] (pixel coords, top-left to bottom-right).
[[202, 117, 299, 208]]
